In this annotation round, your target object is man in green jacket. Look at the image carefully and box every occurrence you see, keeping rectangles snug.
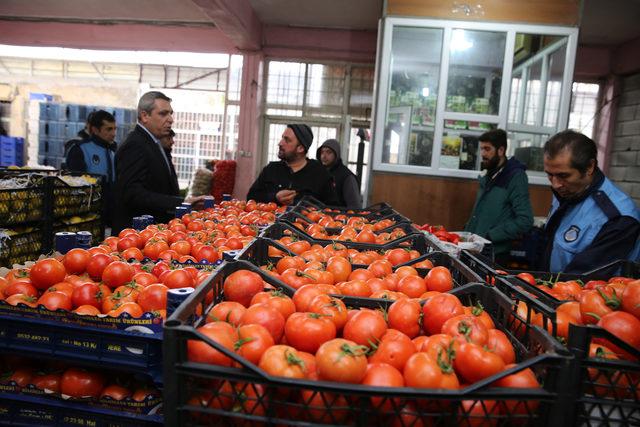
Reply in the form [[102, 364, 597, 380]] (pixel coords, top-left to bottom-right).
[[465, 129, 533, 264]]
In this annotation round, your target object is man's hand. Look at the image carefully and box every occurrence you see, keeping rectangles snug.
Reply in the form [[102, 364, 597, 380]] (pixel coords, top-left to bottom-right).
[[185, 195, 207, 210], [276, 189, 297, 206]]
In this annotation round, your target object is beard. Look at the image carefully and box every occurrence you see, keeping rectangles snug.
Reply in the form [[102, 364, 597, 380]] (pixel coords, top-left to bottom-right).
[[481, 154, 500, 171], [278, 147, 296, 162]]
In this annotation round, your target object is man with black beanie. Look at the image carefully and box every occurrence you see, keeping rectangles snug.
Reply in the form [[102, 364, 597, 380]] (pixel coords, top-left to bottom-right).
[[247, 124, 338, 205]]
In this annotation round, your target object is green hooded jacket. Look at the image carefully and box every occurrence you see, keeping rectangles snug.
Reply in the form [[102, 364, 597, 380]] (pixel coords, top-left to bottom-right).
[[465, 157, 534, 256]]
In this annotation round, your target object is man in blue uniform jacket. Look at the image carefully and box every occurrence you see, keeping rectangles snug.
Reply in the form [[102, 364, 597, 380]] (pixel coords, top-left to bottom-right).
[[539, 130, 640, 273]]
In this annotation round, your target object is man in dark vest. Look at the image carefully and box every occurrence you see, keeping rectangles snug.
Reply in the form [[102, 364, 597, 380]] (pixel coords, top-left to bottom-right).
[[316, 139, 362, 208], [65, 109, 117, 227]]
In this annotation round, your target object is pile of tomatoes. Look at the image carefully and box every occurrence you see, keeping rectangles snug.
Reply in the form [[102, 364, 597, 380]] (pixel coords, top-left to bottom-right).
[[210, 160, 237, 203], [1, 355, 160, 409], [513, 272, 640, 360], [417, 224, 461, 244], [185, 268, 542, 423]]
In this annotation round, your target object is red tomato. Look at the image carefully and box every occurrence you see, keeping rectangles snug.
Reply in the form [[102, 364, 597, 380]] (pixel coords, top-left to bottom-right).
[[187, 324, 236, 366], [29, 258, 66, 291], [37, 291, 72, 311], [222, 270, 263, 307], [100, 384, 132, 400], [362, 362, 404, 410], [5, 294, 37, 307], [86, 253, 113, 281], [516, 272, 537, 286], [595, 311, 640, 360], [485, 329, 516, 364], [285, 312, 336, 354], [73, 305, 102, 316], [492, 364, 540, 415], [235, 323, 275, 365], [424, 266, 453, 292], [137, 283, 169, 312], [63, 248, 91, 274], [4, 281, 38, 298], [60, 368, 105, 398], [258, 345, 306, 379], [240, 303, 285, 343], [621, 281, 640, 319], [206, 301, 246, 327], [368, 329, 415, 371], [388, 298, 422, 338], [71, 282, 103, 310], [441, 314, 489, 346], [397, 275, 427, 298], [343, 309, 387, 347], [454, 342, 505, 383], [307, 294, 348, 331], [32, 372, 62, 393], [101, 261, 135, 289], [315, 338, 368, 383], [162, 269, 195, 290], [403, 352, 459, 389], [422, 293, 465, 335]]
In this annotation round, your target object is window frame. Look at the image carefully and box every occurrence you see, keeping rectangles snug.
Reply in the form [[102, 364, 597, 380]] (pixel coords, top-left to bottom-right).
[[372, 17, 578, 185]]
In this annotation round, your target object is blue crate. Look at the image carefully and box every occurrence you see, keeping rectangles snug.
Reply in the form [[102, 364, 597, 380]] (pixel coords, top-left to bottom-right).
[[38, 120, 48, 136], [0, 392, 163, 426], [44, 155, 64, 169], [38, 103, 49, 120], [38, 138, 47, 156], [66, 104, 80, 122], [0, 137, 24, 167], [63, 123, 77, 139], [37, 154, 47, 165], [48, 138, 65, 157], [0, 311, 163, 384], [114, 107, 126, 124]]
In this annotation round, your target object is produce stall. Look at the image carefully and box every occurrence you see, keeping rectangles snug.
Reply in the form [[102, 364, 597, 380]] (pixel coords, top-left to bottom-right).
[[0, 197, 638, 426]]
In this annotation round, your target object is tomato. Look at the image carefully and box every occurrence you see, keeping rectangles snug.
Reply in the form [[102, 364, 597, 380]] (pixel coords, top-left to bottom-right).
[[9, 368, 33, 387], [131, 272, 158, 288], [492, 364, 540, 416], [387, 298, 422, 338], [421, 333, 458, 365], [362, 362, 405, 410], [143, 240, 170, 260], [100, 384, 132, 400], [137, 283, 168, 312], [29, 258, 66, 291], [315, 338, 368, 383], [196, 245, 220, 263], [240, 303, 285, 343], [516, 272, 537, 286], [107, 301, 144, 317], [485, 329, 516, 364], [336, 279, 372, 297], [553, 280, 582, 301], [343, 309, 387, 347], [71, 283, 103, 310], [326, 256, 352, 282], [162, 269, 195, 290], [367, 259, 393, 278], [37, 291, 72, 311], [422, 293, 464, 335], [397, 275, 427, 298], [424, 266, 453, 292], [63, 248, 91, 274], [621, 281, 640, 319], [368, 329, 415, 371], [235, 323, 275, 365], [101, 261, 135, 289], [454, 342, 505, 383], [73, 305, 101, 316], [86, 253, 113, 281], [595, 311, 640, 360], [307, 294, 348, 331], [578, 289, 617, 324], [441, 315, 489, 346], [385, 248, 412, 266], [276, 256, 305, 274], [46, 282, 74, 298], [188, 324, 237, 366], [281, 268, 316, 290], [32, 372, 62, 393], [285, 312, 336, 353], [258, 345, 306, 379], [457, 400, 501, 427], [60, 368, 105, 398], [206, 301, 246, 327], [403, 352, 459, 389], [223, 270, 264, 307], [4, 281, 38, 298]]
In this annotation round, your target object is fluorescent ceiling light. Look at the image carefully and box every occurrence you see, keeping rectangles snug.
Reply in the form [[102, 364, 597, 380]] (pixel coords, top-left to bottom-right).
[[450, 30, 473, 52]]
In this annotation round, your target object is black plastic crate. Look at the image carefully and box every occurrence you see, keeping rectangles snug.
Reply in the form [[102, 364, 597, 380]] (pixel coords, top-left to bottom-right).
[[50, 174, 102, 218], [163, 262, 572, 426], [53, 216, 105, 247], [0, 228, 43, 268], [564, 324, 640, 427]]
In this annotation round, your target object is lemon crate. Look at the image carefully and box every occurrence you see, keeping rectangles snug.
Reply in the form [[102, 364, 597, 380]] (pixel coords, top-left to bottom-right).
[[49, 174, 102, 218], [0, 227, 43, 268], [0, 175, 45, 226], [163, 261, 573, 426], [53, 216, 104, 247]]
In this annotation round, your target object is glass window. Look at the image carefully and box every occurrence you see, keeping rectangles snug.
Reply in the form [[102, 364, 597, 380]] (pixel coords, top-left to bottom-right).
[[382, 27, 443, 166], [524, 60, 542, 125], [305, 64, 345, 118], [446, 29, 506, 115], [508, 74, 522, 123], [349, 67, 375, 121], [266, 61, 306, 108], [507, 131, 549, 172], [569, 82, 599, 139], [543, 44, 567, 127], [227, 55, 243, 102], [440, 121, 497, 171]]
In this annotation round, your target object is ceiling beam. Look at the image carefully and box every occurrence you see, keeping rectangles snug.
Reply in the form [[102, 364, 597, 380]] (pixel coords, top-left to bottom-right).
[[189, 0, 262, 51]]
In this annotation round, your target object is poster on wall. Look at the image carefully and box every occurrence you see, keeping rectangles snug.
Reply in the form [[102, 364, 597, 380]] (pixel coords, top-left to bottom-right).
[[440, 134, 461, 169]]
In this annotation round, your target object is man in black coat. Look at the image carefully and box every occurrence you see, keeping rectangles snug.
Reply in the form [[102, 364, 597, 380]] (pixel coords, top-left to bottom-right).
[[316, 139, 363, 208], [113, 91, 203, 233], [247, 124, 338, 206]]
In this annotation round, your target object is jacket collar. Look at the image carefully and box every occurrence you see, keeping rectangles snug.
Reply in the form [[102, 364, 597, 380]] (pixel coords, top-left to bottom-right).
[[553, 168, 605, 207]]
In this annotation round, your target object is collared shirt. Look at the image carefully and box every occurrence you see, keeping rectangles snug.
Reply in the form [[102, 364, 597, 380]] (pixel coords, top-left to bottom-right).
[[137, 122, 172, 172]]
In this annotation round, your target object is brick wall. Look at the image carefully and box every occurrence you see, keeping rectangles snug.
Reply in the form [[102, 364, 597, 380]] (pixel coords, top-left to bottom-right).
[[609, 73, 640, 207]]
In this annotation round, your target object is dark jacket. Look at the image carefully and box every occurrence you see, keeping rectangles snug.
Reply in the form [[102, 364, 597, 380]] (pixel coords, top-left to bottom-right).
[[247, 159, 338, 205], [66, 135, 116, 227], [63, 128, 91, 155], [316, 139, 363, 208], [113, 124, 182, 233], [538, 168, 640, 274], [465, 157, 533, 256]]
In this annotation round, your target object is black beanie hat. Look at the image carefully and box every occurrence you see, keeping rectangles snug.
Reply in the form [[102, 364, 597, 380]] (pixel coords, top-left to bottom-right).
[[287, 124, 313, 152]]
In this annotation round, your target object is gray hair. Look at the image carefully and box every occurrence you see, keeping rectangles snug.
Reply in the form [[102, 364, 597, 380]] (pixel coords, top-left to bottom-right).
[[137, 91, 171, 119]]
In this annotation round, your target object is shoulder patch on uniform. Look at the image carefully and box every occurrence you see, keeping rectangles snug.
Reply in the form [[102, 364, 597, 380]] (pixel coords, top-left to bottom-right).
[[91, 154, 100, 165], [564, 225, 580, 242]]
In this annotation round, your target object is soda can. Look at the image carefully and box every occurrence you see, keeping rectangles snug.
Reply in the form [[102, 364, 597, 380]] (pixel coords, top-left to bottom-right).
[[141, 215, 155, 227], [132, 216, 146, 231], [55, 232, 76, 254], [166, 287, 195, 319], [203, 196, 215, 209], [181, 202, 192, 214], [76, 231, 92, 249], [175, 206, 188, 218], [222, 193, 232, 201]]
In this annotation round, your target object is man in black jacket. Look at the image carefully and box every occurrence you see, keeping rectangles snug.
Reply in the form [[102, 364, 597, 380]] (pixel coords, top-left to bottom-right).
[[316, 139, 362, 208], [113, 91, 203, 233], [247, 124, 337, 206]]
